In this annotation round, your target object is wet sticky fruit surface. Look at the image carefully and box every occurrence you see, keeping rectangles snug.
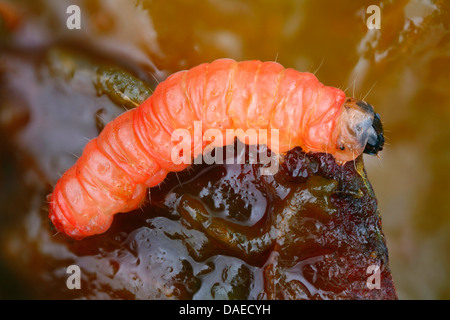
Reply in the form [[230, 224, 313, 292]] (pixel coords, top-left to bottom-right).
[[1, 136, 397, 299]]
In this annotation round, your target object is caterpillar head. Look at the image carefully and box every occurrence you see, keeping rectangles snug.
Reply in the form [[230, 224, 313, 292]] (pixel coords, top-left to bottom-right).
[[334, 97, 384, 164]]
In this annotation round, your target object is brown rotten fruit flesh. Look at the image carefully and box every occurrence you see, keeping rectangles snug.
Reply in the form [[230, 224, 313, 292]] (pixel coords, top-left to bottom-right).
[[26, 142, 397, 299]]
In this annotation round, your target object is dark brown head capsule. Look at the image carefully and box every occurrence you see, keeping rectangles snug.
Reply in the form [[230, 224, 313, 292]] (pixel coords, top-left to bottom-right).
[[334, 98, 385, 163]]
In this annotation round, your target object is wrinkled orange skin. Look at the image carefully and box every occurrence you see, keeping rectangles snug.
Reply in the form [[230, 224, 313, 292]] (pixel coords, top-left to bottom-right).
[[49, 59, 347, 239]]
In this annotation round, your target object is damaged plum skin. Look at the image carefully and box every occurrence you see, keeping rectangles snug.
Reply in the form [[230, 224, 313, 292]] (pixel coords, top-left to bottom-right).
[[47, 142, 396, 300]]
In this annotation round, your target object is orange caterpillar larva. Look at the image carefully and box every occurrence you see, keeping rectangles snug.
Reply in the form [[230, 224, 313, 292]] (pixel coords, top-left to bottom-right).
[[48, 59, 384, 239]]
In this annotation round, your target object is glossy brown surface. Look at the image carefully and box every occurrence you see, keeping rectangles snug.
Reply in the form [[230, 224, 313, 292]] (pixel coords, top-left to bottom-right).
[[0, 0, 448, 299], [1, 132, 397, 299]]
